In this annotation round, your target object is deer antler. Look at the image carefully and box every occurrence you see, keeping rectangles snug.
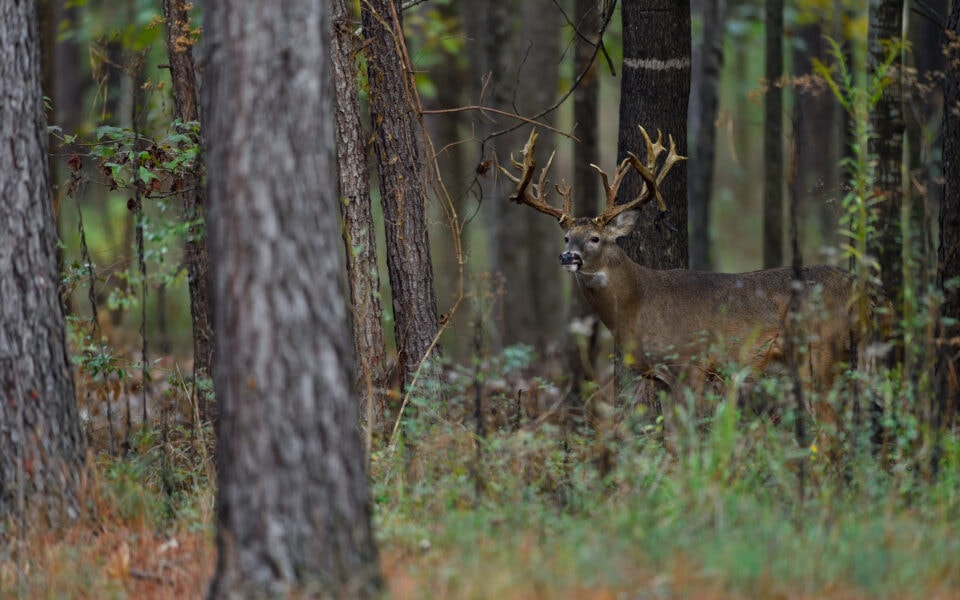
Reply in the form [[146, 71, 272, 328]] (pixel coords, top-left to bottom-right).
[[591, 125, 687, 228], [498, 129, 574, 228]]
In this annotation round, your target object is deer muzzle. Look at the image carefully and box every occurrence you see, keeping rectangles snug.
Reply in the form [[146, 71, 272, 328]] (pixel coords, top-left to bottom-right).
[[559, 251, 582, 272]]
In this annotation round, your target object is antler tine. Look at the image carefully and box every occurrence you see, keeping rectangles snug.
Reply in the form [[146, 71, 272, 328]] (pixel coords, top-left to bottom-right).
[[497, 129, 573, 226], [656, 133, 686, 186]]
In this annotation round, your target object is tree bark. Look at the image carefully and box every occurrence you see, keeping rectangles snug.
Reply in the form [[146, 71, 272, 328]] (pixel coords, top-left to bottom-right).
[[938, 2, 960, 427], [868, 0, 905, 304], [566, 0, 604, 399], [0, 0, 86, 526], [763, 0, 784, 268], [688, 0, 727, 271], [362, 0, 442, 392], [161, 0, 215, 425], [332, 0, 387, 427], [201, 1, 383, 596], [616, 0, 690, 270]]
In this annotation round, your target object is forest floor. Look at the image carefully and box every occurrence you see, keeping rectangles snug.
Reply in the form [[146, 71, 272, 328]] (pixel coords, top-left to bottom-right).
[[3, 353, 960, 599]]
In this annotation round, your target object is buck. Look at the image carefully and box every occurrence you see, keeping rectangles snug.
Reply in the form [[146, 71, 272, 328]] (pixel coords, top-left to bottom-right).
[[500, 126, 869, 393]]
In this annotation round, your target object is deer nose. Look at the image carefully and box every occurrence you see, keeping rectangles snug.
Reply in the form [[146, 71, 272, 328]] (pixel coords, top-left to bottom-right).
[[559, 251, 581, 267]]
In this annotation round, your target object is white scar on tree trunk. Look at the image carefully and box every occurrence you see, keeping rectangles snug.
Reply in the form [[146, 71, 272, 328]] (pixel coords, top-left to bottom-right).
[[623, 57, 691, 71]]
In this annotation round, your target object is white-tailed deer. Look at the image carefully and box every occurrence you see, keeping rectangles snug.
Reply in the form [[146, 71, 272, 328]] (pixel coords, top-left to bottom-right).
[[500, 126, 876, 393]]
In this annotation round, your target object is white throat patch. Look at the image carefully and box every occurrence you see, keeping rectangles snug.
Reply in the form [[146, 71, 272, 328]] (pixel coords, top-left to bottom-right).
[[576, 270, 608, 288]]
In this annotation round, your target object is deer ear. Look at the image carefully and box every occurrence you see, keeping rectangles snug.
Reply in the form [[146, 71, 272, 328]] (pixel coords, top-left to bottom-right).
[[605, 210, 639, 239]]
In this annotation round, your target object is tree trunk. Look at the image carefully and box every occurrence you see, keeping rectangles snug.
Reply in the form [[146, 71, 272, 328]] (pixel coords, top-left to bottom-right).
[[616, 0, 690, 270], [332, 0, 388, 429], [201, 1, 383, 596], [161, 0, 215, 425], [566, 0, 604, 400], [763, 0, 784, 268], [938, 2, 960, 427], [688, 0, 727, 271], [0, 0, 86, 526], [868, 0, 905, 304], [362, 0, 442, 392]]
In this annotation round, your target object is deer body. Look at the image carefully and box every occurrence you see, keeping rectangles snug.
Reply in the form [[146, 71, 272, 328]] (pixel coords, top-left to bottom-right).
[[501, 127, 861, 391], [562, 212, 854, 388]]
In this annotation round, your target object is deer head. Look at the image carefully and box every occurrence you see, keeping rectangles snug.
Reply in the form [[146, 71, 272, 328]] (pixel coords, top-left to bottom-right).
[[498, 125, 686, 277]]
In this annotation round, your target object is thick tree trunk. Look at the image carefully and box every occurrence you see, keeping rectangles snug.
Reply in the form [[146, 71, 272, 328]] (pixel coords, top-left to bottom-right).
[[0, 0, 86, 526], [616, 0, 690, 270], [332, 0, 388, 428], [161, 0, 215, 425], [688, 0, 727, 271], [201, 1, 382, 596], [868, 0, 905, 304], [362, 0, 442, 391], [763, 0, 784, 268]]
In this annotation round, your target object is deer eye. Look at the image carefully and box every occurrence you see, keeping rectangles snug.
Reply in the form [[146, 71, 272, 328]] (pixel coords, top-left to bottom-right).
[[589, 236, 600, 244], [563, 236, 569, 244]]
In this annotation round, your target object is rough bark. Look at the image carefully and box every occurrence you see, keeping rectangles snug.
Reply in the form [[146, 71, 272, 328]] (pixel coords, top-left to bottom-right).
[[332, 0, 387, 424], [616, 0, 690, 270], [868, 0, 905, 304], [362, 0, 442, 391], [0, 0, 86, 526], [763, 0, 784, 268], [161, 0, 215, 425], [201, 1, 383, 596], [939, 2, 960, 426], [688, 0, 727, 271]]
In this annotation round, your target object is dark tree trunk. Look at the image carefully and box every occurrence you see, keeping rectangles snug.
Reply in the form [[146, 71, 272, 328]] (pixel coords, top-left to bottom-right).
[[791, 19, 843, 249], [939, 2, 960, 427], [362, 0, 442, 391], [161, 0, 215, 425], [763, 0, 784, 268], [688, 0, 727, 271], [616, 0, 690, 270], [615, 0, 690, 401], [566, 0, 604, 399], [332, 0, 388, 429], [868, 0, 905, 304], [0, 0, 86, 526], [201, 1, 383, 596]]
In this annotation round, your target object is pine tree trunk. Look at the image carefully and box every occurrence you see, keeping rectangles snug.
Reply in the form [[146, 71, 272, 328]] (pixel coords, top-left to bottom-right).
[[161, 0, 215, 424], [362, 0, 442, 391], [763, 0, 784, 268], [938, 2, 960, 427], [201, 1, 383, 596], [688, 0, 727, 271], [332, 0, 387, 429], [0, 0, 86, 526], [868, 0, 905, 304]]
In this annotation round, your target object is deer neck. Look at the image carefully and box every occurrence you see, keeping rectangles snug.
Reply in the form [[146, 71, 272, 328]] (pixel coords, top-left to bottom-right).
[[574, 251, 649, 336]]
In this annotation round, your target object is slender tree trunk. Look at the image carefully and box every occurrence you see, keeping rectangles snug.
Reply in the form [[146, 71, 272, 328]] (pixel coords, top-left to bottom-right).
[[161, 0, 215, 424], [332, 0, 387, 430], [868, 0, 905, 304], [688, 0, 727, 271], [763, 0, 784, 268], [0, 0, 86, 526], [938, 2, 960, 427], [566, 0, 604, 400], [362, 0, 442, 392], [201, 1, 382, 596]]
